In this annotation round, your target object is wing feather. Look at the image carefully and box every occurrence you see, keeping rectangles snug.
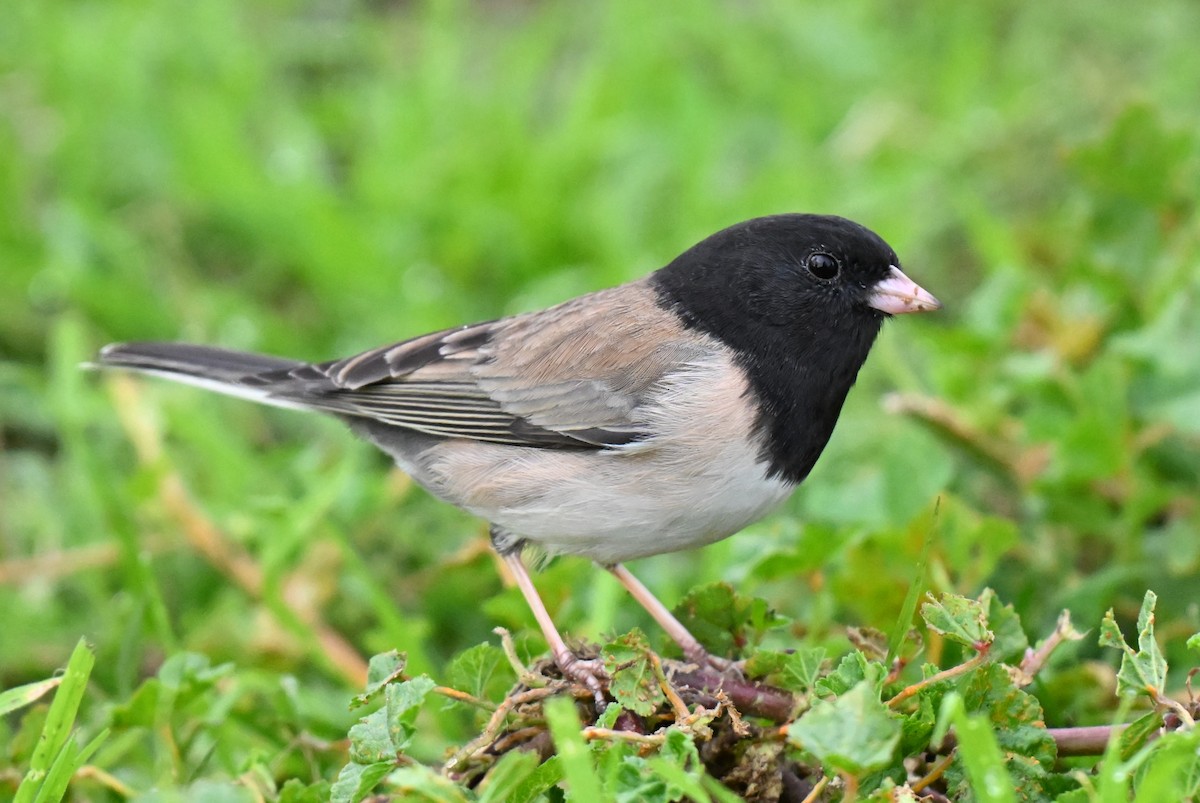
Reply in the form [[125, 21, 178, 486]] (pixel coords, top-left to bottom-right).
[[261, 281, 705, 449]]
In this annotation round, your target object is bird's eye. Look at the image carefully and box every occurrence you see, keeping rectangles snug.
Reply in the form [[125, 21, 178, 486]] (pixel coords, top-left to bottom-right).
[[806, 252, 840, 280]]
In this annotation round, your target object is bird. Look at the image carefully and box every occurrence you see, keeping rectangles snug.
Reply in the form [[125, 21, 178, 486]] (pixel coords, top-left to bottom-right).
[[96, 213, 941, 703]]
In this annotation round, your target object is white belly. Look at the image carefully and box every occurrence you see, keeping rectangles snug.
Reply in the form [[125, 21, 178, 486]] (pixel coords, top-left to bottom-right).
[[401, 354, 796, 564]]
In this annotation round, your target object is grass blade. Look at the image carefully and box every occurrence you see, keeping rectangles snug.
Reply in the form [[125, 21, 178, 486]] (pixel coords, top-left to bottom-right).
[[15, 638, 96, 803], [543, 697, 603, 803]]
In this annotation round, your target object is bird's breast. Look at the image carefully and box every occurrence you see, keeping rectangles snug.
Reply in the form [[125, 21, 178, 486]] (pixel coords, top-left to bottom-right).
[[410, 352, 795, 563]]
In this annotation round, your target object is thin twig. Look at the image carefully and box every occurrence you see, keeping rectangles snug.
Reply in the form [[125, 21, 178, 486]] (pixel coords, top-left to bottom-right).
[[911, 754, 954, 792], [887, 646, 991, 709], [840, 770, 859, 803], [648, 651, 692, 723], [444, 685, 560, 772], [433, 685, 496, 710], [74, 765, 136, 798], [581, 727, 666, 746], [493, 627, 545, 688], [1018, 609, 1083, 684], [799, 775, 829, 803]]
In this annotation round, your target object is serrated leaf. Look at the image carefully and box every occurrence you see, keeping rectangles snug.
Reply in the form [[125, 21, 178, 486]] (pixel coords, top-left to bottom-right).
[[898, 695, 937, 757], [814, 650, 883, 697], [278, 778, 331, 803], [1187, 632, 1200, 652], [347, 708, 395, 764], [960, 664, 1056, 766], [475, 750, 541, 803], [658, 726, 702, 767], [745, 646, 826, 694], [921, 593, 993, 649], [352, 651, 407, 709], [386, 676, 436, 751], [979, 588, 1029, 663], [776, 646, 827, 694], [788, 681, 901, 776], [347, 676, 435, 763], [329, 761, 394, 803], [1100, 591, 1168, 699], [1131, 728, 1200, 801], [1118, 710, 1164, 761], [1098, 609, 1128, 648], [640, 728, 707, 803], [445, 643, 513, 705], [602, 629, 665, 717], [670, 582, 787, 658]]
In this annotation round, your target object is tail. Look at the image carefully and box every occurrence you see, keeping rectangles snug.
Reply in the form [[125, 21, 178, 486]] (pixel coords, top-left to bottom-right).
[[95, 342, 313, 410]]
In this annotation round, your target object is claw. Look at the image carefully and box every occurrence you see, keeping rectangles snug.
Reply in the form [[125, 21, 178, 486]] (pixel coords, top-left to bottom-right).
[[559, 655, 609, 708]]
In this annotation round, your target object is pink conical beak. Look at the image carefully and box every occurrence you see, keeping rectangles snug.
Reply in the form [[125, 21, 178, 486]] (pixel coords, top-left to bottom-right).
[[868, 266, 942, 315]]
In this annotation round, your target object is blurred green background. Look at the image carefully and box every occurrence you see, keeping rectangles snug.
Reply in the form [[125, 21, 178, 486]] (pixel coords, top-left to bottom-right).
[[2, 0, 1199, 794]]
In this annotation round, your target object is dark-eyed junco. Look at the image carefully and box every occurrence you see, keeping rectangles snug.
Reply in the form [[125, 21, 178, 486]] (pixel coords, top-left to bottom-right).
[[98, 214, 940, 702]]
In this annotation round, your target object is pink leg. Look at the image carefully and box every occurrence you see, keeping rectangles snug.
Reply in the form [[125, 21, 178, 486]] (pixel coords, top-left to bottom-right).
[[502, 552, 607, 705], [606, 563, 728, 670]]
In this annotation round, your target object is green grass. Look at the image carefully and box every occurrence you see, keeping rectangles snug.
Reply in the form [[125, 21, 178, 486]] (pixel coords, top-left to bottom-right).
[[2, 0, 1200, 799]]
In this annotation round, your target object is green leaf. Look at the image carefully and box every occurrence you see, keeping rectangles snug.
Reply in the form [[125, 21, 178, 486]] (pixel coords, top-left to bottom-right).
[[347, 676, 435, 763], [745, 646, 827, 694], [278, 779, 332, 803], [897, 695, 937, 757], [1100, 591, 1168, 698], [544, 696, 603, 803], [475, 749, 540, 803], [1132, 729, 1200, 801], [444, 643, 513, 705], [108, 678, 162, 729], [979, 588, 1029, 663], [814, 650, 884, 697], [890, 501, 938, 660], [670, 582, 787, 658], [329, 761, 396, 803], [960, 663, 1056, 775], [921, 593, 993, 649], [156, 652, 233, 692], [1118, 711, 1165, 761], [0, 677, 62, 718], [347, 709, 397, 764], [352, 650, 407, 709], [386, 676, 436, 751], [32, 727, 109, 803], [388, 765, 471, 801], [602, 629, 665, 717], [1186, 632, 1199, 653], [506, 756, 564, 803], [933, 694, 1018, 803], [642, 728, 708, 802], [15, 638, 95, 803], [787, 681, 902, 776]]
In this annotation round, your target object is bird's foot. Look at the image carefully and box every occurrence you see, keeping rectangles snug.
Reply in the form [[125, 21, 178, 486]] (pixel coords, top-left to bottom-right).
[[556, 654, 609, 708]]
